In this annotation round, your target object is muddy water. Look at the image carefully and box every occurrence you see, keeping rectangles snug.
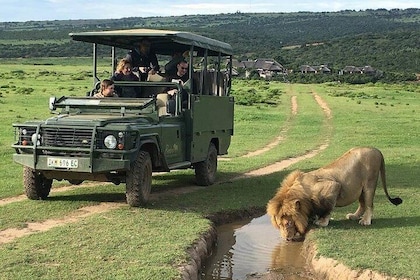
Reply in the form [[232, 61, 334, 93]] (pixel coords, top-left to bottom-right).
[[200, 214, 313, 280]]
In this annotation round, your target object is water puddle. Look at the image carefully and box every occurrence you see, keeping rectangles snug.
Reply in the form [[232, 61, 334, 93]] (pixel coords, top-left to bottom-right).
[[200, 214, 314, 280]]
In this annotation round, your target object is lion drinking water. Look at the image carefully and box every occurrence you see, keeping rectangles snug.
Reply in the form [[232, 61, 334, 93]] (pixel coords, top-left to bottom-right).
[[266, 147, 402, 241]]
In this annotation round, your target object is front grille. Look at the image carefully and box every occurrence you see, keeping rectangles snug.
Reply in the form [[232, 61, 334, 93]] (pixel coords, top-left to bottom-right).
[[42, 127, 93, 148]]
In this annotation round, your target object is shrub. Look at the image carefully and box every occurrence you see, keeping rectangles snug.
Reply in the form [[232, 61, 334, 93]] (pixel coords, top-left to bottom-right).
[[14, 87, 34, 95]]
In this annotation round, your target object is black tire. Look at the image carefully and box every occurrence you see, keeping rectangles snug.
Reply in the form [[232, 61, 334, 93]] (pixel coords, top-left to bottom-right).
[[68, 180, 83, 185], [23, 167, 52, 200], [194, 142, 218, 186], [125, 151, 152, 207]]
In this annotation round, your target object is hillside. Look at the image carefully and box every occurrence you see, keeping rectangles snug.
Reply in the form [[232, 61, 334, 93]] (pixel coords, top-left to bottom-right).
[[0, 9, 419, 75]]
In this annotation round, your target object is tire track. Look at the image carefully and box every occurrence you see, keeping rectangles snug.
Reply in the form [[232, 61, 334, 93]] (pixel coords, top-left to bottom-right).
[[241, 95, 298, 158], [0, 182, 111, 207], [233, 91, 332, 179], [0, 185, 206, 245], [0, 202, 121, 244]]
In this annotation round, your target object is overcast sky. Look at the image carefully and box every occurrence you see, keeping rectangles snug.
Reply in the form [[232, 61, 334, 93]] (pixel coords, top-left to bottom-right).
[[1, 0, 420, 22]]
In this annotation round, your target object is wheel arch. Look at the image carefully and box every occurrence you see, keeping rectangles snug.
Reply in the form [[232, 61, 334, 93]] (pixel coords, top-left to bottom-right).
[[139, 137, 164, 169], [210, 137, 220, 154]]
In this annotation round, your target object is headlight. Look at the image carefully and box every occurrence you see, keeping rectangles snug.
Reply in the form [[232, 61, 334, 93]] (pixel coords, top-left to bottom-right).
[[104, 135, 117, 149], [19, 127, 36, 146], [31, 133, 41, 146]]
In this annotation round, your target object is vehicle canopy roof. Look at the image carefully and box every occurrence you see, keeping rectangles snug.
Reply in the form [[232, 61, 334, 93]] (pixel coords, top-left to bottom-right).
[[69, 28, 233, 57]]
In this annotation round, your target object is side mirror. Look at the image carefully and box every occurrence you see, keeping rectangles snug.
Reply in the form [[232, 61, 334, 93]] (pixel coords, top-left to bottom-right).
[[49, 96, 57, 111]]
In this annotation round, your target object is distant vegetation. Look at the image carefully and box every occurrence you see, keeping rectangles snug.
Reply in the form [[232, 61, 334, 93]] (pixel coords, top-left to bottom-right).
[[0, 8, 419, 82]]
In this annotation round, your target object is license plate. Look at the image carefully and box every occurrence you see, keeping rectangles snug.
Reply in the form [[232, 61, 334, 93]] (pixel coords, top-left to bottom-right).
[[47, 157, 78, 168]]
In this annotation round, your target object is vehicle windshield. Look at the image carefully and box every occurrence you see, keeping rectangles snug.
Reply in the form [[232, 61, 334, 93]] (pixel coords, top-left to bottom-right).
[[51, 96, 157, 115]]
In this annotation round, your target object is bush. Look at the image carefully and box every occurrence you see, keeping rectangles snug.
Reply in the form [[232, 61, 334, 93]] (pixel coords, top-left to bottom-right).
[[14, 87, 34, 95], [231, 80, 282, 106]]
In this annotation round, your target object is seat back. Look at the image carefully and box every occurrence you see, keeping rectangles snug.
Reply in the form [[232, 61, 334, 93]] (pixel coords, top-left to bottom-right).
[[156, 93, 169, 116], [142, 73, 166, 97]]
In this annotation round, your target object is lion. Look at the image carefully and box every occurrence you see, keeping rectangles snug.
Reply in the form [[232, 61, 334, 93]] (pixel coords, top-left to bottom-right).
[[266, 147, 402, 241]]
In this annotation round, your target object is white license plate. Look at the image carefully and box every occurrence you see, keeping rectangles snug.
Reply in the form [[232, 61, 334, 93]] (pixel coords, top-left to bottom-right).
[[47, 158, 78, 168]]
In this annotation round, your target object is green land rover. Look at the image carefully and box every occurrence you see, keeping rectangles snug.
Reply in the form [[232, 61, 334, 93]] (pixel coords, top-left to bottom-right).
[[12, 29, 234, 207]]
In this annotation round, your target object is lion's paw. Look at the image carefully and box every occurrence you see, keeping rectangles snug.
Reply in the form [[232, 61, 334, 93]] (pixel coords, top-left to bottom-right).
[[359, 218, 371, 226], [346, 213, 360, 220], [315, 215, 330, 227]]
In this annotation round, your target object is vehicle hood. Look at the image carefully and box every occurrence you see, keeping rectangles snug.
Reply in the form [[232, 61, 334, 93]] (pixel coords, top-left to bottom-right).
[[44, 113, 155, 127]]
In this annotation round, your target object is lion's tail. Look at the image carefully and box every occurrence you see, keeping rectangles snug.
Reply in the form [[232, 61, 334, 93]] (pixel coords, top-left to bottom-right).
[[380, 156, 403, 206]]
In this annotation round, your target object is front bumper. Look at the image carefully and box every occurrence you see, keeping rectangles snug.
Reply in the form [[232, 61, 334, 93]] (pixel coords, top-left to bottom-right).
[[13, 153, 132, 173]]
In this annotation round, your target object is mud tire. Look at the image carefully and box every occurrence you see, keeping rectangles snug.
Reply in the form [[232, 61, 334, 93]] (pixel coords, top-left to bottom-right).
[[23, 167, 53, 200], [68, 180, 83, 185], [194, 142, 218, 186], [125, 151, 152, 207]]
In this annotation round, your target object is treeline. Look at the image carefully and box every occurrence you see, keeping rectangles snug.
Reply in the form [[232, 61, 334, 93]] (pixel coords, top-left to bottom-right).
[[0, 9, 419, 79], [277, 30, 420, 74]]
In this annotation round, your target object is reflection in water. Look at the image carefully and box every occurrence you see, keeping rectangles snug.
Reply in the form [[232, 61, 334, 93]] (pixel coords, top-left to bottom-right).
[[201, 214, 312, 280]]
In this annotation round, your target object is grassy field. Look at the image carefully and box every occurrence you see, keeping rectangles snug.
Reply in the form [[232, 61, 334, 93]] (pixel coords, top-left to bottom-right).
[[0, 59, 419, 279]]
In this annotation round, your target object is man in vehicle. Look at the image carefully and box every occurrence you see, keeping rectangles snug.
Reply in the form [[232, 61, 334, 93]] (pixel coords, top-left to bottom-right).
[[166, 59, 189, 110], [164, 50, 189, 76], [125, 38, 160, 81]]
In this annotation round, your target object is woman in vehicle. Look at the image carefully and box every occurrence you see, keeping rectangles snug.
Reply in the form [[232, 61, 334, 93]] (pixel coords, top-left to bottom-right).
[[111, 59, 140, 98]]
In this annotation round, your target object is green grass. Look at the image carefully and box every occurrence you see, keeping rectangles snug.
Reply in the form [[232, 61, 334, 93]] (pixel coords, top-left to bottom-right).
[[0, 60, 419, 279], [0, 208, 209, 279]]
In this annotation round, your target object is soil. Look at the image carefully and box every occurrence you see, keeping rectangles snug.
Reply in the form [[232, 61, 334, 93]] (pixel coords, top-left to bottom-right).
[[0, 92, 402, 279], [302, 236, 411, 280]]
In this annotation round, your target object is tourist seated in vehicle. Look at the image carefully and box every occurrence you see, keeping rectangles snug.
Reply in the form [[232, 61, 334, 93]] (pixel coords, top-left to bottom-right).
[[111, 59, 141, 98], [164, 50, 189, 76], [166, 59, 189, 88], [125, 38, 160, 81], [165, 59, 190, 112], [93, 79, 118, 98]]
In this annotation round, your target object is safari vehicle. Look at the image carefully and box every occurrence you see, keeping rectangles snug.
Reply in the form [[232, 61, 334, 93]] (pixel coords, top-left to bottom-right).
[[12, 29, 234, 207]]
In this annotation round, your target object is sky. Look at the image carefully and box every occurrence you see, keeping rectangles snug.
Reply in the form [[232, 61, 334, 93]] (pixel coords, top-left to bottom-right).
[[1, 0, 420, 22]]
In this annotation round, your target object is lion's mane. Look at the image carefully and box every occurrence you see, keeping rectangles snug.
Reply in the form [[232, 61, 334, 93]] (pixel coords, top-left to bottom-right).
[[266, 170, 313, 237]]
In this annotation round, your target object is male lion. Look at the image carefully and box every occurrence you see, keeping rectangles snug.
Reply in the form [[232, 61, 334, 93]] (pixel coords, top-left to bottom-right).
[[266, 147, 402, 241]]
